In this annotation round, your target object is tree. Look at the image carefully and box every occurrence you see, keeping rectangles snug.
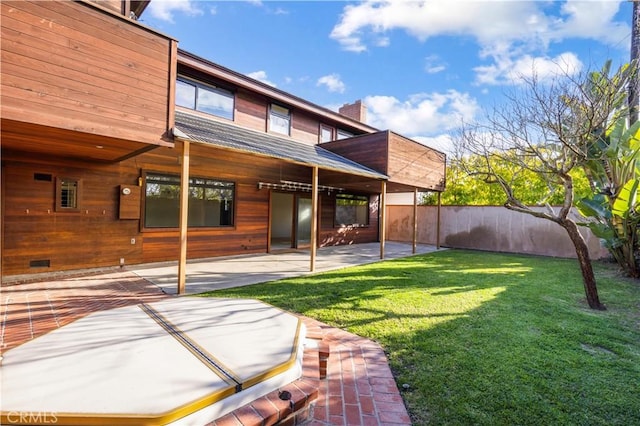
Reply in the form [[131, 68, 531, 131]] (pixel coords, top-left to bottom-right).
[[425, 154, 591, 206], [577, 118, 640, 277], [456, 63, 633, 310]]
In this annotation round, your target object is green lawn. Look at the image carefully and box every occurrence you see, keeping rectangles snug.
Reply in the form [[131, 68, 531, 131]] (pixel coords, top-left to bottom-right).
[[199, 250, 640, 425]]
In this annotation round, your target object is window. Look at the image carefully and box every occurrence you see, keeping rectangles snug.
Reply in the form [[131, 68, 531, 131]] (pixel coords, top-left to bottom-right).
[[56, 178, 81, 211], [337, 129, 354, 140], [335, 194, 369, 226], [176, 77, 234, 120], [269, 104, 291, 135], [145, 173, 234, 228], [320, 125, 334, 143]]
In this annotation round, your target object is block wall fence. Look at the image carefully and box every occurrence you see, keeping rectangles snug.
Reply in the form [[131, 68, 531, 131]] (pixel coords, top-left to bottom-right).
[[386, 205, 609, 260]]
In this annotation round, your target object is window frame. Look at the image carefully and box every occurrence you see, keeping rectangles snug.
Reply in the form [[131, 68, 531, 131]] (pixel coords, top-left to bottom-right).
[[269, 103, 291, 136], [336, 129, 354, 140], [55, 177, 82, 212], [319, 124, 334, 143], [142, 172, 236, 230], [334, 193, 370, 227], [175, 76, 235, 120]]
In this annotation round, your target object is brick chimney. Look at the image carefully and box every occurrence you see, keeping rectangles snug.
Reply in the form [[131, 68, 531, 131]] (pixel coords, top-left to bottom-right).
[[338, 100, 367, 123]]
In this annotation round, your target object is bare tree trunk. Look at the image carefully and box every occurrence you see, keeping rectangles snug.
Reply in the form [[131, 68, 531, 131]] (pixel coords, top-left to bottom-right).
[[561, 219, 606, 310]]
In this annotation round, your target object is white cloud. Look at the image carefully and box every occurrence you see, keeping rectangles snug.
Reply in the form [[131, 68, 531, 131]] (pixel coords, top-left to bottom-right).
[[331, 1, 627, 51], [413, 134, 456, 155], [330, 1, 627, 83], [364, 90, 479, 137], [424, 54, 446, 74], [474, 52, 583, 86], [246, 70, 277, 87], [147, 0, 203, 23], [317, 74, 346, 93]]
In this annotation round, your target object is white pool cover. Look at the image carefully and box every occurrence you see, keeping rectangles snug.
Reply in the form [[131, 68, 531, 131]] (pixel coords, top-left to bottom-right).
[[0, 297, 304, 425]]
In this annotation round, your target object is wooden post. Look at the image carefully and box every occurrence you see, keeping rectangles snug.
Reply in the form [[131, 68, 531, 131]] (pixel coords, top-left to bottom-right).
[[380, 180, 386, 259], [412, 188, 418, 253], [177, 141, 190, 295], [310, 167, 318, 272], [436, 191, 442, 250]]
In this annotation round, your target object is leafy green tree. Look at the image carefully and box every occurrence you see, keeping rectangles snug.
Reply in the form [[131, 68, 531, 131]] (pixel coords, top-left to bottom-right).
[[425, 154, 591, 206], [577, 118, 640, 277]]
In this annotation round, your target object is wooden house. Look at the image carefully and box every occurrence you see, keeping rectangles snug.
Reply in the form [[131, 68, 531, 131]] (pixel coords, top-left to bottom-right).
[[0, 0, 446, 283]]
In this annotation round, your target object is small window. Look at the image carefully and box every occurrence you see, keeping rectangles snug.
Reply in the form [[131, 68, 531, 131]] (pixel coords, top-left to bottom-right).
[[335, 194, 369, 226], [269, 104, 291, 135], [176, 77, 234, 120], [320, 125, 334, 143], [144, 173, 234, 228], [337, 129, 354, 140], [56, 178, 81, 211]]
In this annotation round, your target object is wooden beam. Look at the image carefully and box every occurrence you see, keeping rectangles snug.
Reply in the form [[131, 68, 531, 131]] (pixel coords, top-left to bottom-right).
[[380, 180, 386, 259], [436, 191, 442, 250], [413, 188, 418, 254], [177, 140, 190, 295], [310, 166, 318, 272]]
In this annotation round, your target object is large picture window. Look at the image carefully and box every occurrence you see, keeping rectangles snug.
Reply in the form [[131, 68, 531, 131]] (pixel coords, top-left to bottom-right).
[[145, 173, 234, 228], [335, 194, 369, 226], [176, 77, 234, 120]]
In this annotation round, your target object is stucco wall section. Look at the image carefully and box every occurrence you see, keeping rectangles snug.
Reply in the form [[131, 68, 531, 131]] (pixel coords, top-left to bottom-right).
[[387, 205, 609, 260]]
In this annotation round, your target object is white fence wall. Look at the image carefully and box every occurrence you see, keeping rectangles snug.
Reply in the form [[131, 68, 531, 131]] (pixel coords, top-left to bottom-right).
[[387, 205, 609, 259]]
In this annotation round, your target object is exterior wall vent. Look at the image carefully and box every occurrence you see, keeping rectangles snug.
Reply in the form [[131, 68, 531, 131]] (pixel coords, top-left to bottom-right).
[[29, 260, 51, 268], [34, 173, 53, 182]]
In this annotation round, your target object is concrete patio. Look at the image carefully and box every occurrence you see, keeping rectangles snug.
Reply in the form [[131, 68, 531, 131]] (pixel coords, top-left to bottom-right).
[[132, 242, 440, 295]]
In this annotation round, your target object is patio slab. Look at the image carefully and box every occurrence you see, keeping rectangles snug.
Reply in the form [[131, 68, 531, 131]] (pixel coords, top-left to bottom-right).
[[132, 242, 440, 295]]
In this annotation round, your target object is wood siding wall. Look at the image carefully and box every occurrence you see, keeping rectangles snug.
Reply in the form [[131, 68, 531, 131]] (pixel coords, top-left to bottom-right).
[[0, 0, 173, 146], [322, 131, 446, 191], [2, 143, 380, 277], [322, 132, 390, 174], [387, 132, 446, 191]]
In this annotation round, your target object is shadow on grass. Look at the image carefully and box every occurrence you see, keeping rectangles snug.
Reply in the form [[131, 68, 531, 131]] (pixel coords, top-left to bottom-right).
[[201, 249, 640, 426]]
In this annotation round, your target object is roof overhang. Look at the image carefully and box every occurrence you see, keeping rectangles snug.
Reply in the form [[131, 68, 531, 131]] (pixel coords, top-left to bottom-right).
[[173, 111, 388, 181]]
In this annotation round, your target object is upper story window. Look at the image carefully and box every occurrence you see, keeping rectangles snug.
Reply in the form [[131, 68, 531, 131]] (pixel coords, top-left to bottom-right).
[[269, 104, 291, 135], [320, 125, 334, 143], [337, 129, 354, 140], [176, 77, 234, 120]]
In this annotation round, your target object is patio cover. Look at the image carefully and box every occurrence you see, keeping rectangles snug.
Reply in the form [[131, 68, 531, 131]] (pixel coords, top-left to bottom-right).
[[173, 110, 388, 180]]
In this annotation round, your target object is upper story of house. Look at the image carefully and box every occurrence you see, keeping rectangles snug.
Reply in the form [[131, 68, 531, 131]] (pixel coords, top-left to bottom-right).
[[1, 0, 446, 192], [176, 50, 376, 147], [0, 0, 176, 161]]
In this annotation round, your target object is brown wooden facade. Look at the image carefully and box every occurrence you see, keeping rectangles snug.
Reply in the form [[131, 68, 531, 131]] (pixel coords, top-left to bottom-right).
[[1, 0, 445, 279]]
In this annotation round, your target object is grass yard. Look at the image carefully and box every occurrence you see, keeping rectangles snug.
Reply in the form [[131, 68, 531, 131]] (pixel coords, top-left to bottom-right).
[[200, 250, 640, 425]]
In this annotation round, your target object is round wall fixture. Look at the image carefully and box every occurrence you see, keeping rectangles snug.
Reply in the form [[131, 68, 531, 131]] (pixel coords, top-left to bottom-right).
[[122, 187, 131, 195]]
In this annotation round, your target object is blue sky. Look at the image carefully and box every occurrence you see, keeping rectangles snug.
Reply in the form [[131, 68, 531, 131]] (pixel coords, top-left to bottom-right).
[[141, 1, 635, 153]]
